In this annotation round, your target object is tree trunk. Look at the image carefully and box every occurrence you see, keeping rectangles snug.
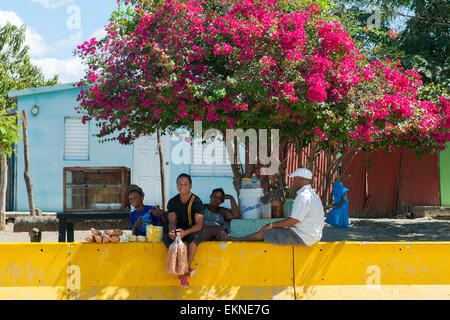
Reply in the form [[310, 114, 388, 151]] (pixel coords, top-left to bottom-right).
[[0, 153, 7, 230], [21, 111, 37, 216], [226, 136, 246, 209], [156, 128, 167, 211], [274, 140, 289, 198]]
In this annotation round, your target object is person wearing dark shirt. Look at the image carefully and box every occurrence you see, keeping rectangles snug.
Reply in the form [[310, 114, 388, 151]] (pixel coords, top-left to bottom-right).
[[128, 184, 167, 236], [200, 188, 240, 241], [165, 173, 204, 288]]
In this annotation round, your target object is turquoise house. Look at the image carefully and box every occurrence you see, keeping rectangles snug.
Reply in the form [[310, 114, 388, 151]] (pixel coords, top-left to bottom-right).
[[8, 83, 237, 212]]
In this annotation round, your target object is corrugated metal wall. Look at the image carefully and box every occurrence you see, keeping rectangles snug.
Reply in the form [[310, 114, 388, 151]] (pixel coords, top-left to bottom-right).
[[341, 149, 440, 217], [284, 143, 332, 203], [358, 150, 401, 218], [284, 146, 440, 218], [397, 149, 440, 211], [341, 151, 367, 216]]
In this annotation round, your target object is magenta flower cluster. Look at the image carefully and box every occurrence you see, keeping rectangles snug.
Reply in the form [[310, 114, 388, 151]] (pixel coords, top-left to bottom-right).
[[74, 0, 449, 153]]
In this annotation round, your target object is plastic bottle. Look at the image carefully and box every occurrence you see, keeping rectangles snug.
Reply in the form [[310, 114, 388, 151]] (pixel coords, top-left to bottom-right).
[[251, 174, 260, 189], [271, 199, 282, 218], [241, 178, 252, 189]]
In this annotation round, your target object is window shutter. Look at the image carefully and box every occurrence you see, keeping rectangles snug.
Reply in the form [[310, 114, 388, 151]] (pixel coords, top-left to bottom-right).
[[64, 118, 89, 160], [190, 138, 213, 176], [190, 138, 233, 176], [214, 141, 233, 176]]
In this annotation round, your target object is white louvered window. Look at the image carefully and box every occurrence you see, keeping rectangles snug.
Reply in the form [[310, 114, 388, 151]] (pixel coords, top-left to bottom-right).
[[190, 138, 233, 176], [64, 117, 89, 161]]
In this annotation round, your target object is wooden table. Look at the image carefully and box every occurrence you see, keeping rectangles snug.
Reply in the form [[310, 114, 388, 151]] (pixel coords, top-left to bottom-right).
[[57, 211, 130, 242]]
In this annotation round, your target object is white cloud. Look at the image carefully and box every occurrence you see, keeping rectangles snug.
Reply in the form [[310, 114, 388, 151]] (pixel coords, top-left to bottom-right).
[[31, 0, 75, 10], [89, 27, 107, 41], [53, 30, 83, 51], [0, 10, 48, 57], [1, 9, 90, 84], [31, 57, 86, 83]]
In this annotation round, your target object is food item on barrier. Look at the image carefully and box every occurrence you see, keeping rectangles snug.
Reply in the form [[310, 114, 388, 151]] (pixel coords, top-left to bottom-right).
[[105, 229, 123, 236], [166, 240, 178, 275], [137, 235, 147, 242], [146, 225, 163, 243], [166, 232, 189, 275], [103, 235, 112, 243], [128, 235, 137, 242], [111, 236, 120, 243], [111, 229, 123, 236], [152, 226, 163, 243], [176, 238, 189, 275], [91, 228, 102, 236], [94, 235, 103, 243], [146, 225, 153, 242], [85, 235, 95, 242]]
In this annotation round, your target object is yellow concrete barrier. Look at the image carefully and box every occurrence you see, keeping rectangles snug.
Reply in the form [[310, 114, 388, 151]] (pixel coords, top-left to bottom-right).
[[293, 242, 450, 300], [0, 241, 448, 300], [0, 243, 70, 300], [69, 242, 294, 300]]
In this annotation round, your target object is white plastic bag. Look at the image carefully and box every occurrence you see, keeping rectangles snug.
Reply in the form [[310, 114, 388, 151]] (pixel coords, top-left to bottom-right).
[[165, 232, 189, 275]]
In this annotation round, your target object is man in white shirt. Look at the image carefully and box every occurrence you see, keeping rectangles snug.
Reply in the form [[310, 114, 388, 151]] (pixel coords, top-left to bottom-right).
[[224, 168, 324, 246]]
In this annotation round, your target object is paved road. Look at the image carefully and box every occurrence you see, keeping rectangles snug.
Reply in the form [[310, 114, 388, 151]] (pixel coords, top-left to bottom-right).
[[1, 217, 449, 243], [322, 217, 450, 242]]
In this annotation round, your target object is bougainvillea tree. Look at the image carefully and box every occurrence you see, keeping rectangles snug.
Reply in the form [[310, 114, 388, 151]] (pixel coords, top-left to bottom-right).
[[74, 0, 449, 206]]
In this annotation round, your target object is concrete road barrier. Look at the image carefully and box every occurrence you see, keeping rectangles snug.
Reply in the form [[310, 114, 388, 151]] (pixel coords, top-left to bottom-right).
[[293, 242, 450, 299], [0, 241, 448, 300], [0, 243, 70, 299]]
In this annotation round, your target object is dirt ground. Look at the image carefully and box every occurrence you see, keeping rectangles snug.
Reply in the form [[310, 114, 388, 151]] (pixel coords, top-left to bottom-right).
[[1, 216, 449, 243]]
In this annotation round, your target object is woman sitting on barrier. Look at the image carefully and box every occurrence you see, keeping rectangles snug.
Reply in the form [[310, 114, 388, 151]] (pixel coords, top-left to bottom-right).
[[199, 188, 240, 241], [128, 184, 167, 236]]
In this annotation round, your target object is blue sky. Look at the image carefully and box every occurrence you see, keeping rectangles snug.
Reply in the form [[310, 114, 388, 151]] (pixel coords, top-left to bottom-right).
[[0, 1, 410, 85], [0, 0, 118, 83]]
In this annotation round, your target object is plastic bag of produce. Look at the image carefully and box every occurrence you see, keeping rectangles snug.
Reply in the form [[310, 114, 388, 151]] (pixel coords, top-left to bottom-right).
[[166, 232, 189, 275], [151, 226, 164, 243], [146, 224, 154, 243], [146, 225, 163, 243], [176, 236, 189, 275]]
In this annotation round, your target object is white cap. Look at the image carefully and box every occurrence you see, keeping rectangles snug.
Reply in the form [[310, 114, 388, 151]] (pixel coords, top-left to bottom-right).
[[288, 168, 313, 180]]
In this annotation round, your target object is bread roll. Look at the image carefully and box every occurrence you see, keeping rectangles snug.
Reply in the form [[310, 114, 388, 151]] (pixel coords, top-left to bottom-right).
[[107, 229, 123, 236], [85, 235, 95, 242], [91, 228, 102, 236]]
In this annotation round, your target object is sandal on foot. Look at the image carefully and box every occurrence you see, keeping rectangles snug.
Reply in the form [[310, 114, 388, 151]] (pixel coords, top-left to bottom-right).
[[178, 275, 189, 288]]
